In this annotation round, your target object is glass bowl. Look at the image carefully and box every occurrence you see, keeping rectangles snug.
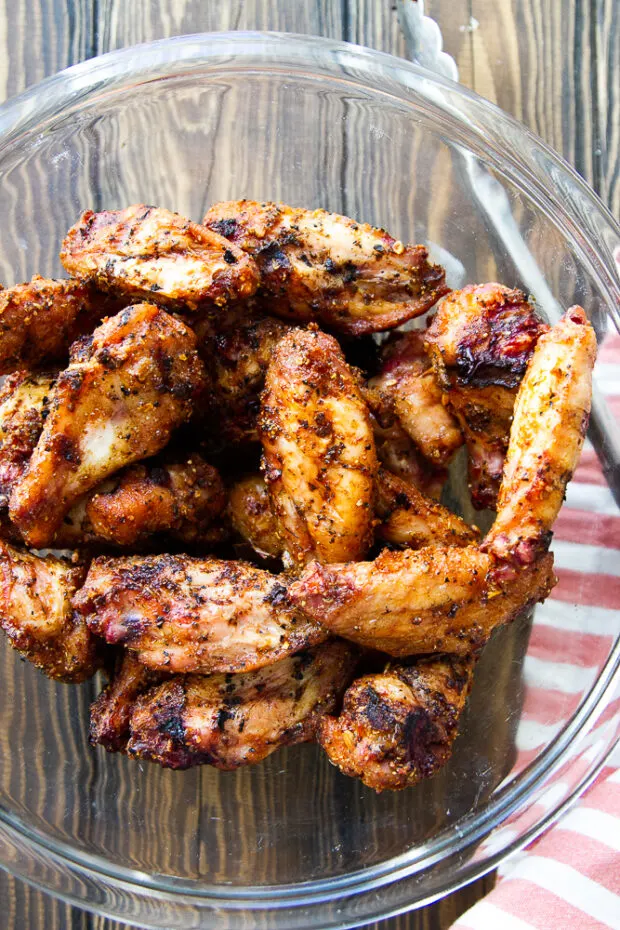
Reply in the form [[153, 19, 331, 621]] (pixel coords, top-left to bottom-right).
[[0, 32, 618, 930]]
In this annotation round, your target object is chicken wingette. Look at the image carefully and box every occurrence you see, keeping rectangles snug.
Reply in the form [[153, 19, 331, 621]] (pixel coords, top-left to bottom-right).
[[228, 474, 283, 560], [126, 641, 358, 770], [369, 329, 463, 465], [73, 554, 326, 674], [290, 547, 555, 656], [0, 543, 101, 682], [9, 304, 206, 547], [0, 276, 123, 375], [203, 200, 448, 334], [259, 328, 377, 566], [319, 654, 475, 791], [483, 306, 597, 569], [425, 283, 549, 508], [90, 652, 164, 753], [61, 204, 259, 309]]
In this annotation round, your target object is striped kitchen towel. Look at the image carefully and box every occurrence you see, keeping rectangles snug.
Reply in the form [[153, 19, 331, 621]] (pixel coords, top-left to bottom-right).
[[451, 329, 620, 930]]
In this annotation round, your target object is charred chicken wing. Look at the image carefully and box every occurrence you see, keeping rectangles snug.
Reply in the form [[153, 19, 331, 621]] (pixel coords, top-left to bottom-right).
[[61, 204, 259, 309], [290, 547, 555, 656], [319, 654, 475, 791], [126, 640, 358, 769], [203, 200, 448, 335], [74, 554, 326, 675], [9, 304, 206, 547], [0, 276, 122, 375], [0, 371, 54, 509], [259, 329, 377, 566], [369, 329, 463, 465], [0, 543, 101, 682], [90, 652, 164, 753], [483, 307, 597, 568], [425, 284, 549, 508]]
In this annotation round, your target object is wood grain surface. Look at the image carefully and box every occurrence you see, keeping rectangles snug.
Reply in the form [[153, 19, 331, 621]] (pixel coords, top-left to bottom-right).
[[0, 2, 617, 929]]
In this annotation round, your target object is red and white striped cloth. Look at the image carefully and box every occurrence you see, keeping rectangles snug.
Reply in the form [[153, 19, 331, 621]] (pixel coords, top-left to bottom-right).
[[451, 330, 620, 929]]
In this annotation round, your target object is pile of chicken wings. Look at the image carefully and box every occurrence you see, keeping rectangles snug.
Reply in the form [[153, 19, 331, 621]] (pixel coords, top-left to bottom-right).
[[0, 201, 596, 790]]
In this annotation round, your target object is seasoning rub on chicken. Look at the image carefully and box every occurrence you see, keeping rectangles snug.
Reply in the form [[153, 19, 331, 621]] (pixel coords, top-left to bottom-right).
[[204, 200, 449, 334]]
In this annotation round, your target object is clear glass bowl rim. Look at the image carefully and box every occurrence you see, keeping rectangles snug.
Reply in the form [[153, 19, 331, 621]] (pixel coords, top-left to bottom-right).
[[0, 30, 618, 927]]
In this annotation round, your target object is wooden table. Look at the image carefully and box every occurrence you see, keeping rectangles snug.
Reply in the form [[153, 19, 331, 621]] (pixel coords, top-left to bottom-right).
[[0, 2, 617, 928]]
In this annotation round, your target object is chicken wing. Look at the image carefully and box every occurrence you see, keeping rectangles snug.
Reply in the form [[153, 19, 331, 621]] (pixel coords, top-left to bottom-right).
[[126, 640, 358, 770], [61, 204, 259, 310], [0, 543, 101, 682], [362, 383, 447, 500], [290, 547, 555, 656], [0, 371, 54, 509], [483, 307, 597, 569], [369, 329, 463, 465], [74, 554, 326, 674], [203, 200, 449, 335], [199, 314, 292, 447], [75, 455, 226, 548], [0, 276, 123, 375], [90, 652, 164, 752], [228, 474, 283, 560], [425, 284, 549, 508], [376, 467, 478, 550], [319, 654, 475, 791], [9, 304, 206, 547], [259, 329, 377, 566]]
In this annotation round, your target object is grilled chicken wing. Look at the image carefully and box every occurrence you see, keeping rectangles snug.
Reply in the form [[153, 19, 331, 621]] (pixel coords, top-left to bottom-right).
[[0, 371, 54, 509], [75, 455, 226, 548], [259, 329, 377, 566], [61, 204, 259, 310], [74, 554, 326, 674], [290, 547, 555, 656], [425, 284, 549, 508], [0, 276, 123, 375], [369, 330, 463, 465], [126, 640, 358, 770], [203, 201, 449, 335], [483, 307, 596, 569], [319, 654, 475, 791], [199, 313, 292, 447], [376, 467, 478, 550], [90, 652, 164, 752], [228, 474, 283, 560], [0, 543, 101, 682], [362, 383, 447, 500], [9, 304, 206, 547]]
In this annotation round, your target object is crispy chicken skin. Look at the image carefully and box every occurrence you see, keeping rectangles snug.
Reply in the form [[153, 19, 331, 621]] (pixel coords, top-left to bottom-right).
[[425, 284, 549, 508], [228, 474, 283, 559], [260, 329, 377, 566], [290, 547, 555, 656], [90, 652, 164, 753], [483, 307, 596, 568], [369, 330, 463, 465], [9, 304, 206, 547], [79, 455, 226, 548], [0, 543, 101, 682], [376, 467, 478, 550], [203, 201, 449, 335], [199, 314, 292, 446], [0, 371, 54, 509], [0, 276, 122, 375], [126, 641, 358, 770], [61, 204, 259, 309], [319, 654, 475, 791], [74, 554, 326, 675], [362, 383, 447, 500]]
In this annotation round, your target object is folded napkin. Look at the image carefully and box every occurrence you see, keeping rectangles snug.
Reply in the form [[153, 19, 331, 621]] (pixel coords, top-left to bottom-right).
[[451, 329, 620, 929]]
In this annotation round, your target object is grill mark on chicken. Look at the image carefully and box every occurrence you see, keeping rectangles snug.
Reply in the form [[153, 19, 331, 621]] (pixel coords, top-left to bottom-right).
[[125, 641, 358, 770], [61, 204, 260, 310], [203, 201, 449, 335]]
